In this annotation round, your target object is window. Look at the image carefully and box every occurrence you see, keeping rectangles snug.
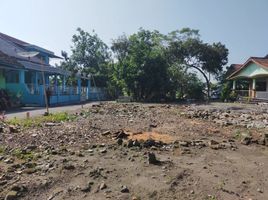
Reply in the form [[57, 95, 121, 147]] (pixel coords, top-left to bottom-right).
[[5, 70, 19, 83], [256, 81, 266, 91]]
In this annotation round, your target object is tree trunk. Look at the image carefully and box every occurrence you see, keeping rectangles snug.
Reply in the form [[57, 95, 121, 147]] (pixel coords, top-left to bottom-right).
[[189, 65, 210, 102]]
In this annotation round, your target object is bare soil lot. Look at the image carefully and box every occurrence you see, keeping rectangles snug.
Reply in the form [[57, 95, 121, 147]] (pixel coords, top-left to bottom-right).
[[0, 102, 268, 200]]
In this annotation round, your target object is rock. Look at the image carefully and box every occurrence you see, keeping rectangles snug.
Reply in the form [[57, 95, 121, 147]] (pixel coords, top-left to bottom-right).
[[4, 158, 14, 164], [117, 138, 123, 145], [257, 188, 263, 193], [100, 148, 107, 154], [45, 122, 58, 127], [208, 140, 220, 150], [133, 139, 140, 147], [148, 152, 159, 165], [26, 145, 37, 151], [87, 149, 94, 153], [9, 125, 18, 133], [178, 141, 189, 147], [127, 139, 133, 148], [208, 140, 219, 146], [0, 180, 7, 186], [80, 183, 91, 192], [121, 185, 129, 193], [99, 183, 107, 190], [63, 164, 75, 170], [149, 124, 157, 128], [102, 131, 111, 136], [143, 139, 156, 148], [115, 130, 129, 139], [23, 168, 36, 174], [10, 185, 27, 193], [4, 191, 17, 200], [241, 136, 252, 145]]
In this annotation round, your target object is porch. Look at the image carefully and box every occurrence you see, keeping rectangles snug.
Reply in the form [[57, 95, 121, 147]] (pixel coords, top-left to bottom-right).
[[232, 77, 268, 100], [1, 68, 91, 107]]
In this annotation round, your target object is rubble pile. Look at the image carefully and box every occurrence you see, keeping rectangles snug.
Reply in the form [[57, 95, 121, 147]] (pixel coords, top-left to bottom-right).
[[184, 107, 268, 129]]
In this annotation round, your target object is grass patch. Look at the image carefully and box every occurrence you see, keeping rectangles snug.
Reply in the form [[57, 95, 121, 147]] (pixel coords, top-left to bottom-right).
[[0, 145, 6, 154], [11, 148, 37, 160], [233, 129, 242, 139], [7, 112, 77, 128]]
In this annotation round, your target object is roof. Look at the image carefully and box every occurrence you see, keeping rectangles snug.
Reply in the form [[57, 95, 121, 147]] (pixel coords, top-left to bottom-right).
[[0, 32, 88, 79], [18, 60, 71, 76], [231, 64, 243, 71], [227, 56, 268, 80], [0, 32, 62, 59], [0, 32, 28, 46], [0, 50, 23, 68]]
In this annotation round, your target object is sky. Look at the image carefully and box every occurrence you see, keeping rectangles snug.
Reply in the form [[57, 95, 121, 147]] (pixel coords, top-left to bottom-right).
[[1, 0, 268, 66]]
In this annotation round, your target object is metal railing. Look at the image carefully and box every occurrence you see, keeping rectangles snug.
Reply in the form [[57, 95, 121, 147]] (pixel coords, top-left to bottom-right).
[[26, 83, 40, 95], [236, 90, 249, 97], [256, 91, 268, 99]]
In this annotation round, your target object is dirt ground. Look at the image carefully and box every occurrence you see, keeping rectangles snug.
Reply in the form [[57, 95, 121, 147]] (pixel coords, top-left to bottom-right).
[[0, 102, 268, 200]]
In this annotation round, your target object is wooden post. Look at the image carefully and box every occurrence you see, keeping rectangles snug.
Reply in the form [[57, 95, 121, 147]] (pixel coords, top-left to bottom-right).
[[232, 80, 236, 90], [252, 79, 256, 98]]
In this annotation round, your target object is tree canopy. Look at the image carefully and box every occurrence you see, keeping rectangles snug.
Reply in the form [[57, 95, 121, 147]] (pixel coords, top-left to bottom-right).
[[59, 27, 229, 101]]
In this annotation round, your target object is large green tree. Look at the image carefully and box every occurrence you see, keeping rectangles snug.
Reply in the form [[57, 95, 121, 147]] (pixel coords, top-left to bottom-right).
[[111, 29, 171, 101], [167, 28, 229, 99], [60, 28, 111, 87]]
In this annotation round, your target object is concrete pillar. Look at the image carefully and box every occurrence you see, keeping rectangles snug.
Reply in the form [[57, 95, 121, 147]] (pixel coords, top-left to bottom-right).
[[87, 79, 91, 99], [232, 80, 236, 90], [252, 79, 256, 90], [252, 79, 256, 98], [77, 78, 81, 96], [19, 70, 25, 84], [63, 76, 66, 92]]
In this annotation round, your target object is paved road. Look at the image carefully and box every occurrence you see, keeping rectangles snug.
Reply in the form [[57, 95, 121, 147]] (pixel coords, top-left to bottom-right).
[[5, 102, 99, 119]]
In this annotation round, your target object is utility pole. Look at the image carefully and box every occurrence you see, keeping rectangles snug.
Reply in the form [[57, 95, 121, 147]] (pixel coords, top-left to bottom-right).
[[41, 60, 49, 115]]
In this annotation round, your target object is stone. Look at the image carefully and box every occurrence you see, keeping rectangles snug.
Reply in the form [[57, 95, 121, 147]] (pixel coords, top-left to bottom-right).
[[0, 180, 7, 186], [4, 158, 14, 164], [26, 145, 37, 151], [148, 152, 159, 165], [9, 125, 18, 133], [127, 139, 133, 148], [241, 136, 252, 145], [149, 124, 157, 128], [63, 164, 75, 170], [100, 148, 107, 154], [4, 191, 17, 200], [179, 141, 189, 147], [99, 183, 107, 190], [117, 138, 123, 145], [121, 185, 129, 193], [45, 122, 58, 127], [257, 188, 263, 193], [115, 130, 129, 139], [143, 139, 156, 148], [208, 140, 219, 146], [81, 183, 91, 192], [102, 131, 111, 136], [133, 140, 140, 147]]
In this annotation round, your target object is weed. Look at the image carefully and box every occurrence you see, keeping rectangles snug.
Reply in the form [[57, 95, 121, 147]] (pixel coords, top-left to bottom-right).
[[11, 148, 36, 160], [234, 129, 241, 139], [7, 112, 77, 128]]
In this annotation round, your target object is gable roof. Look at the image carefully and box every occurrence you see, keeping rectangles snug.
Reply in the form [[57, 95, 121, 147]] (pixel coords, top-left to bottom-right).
[[0, 50, 23, 68], [227, 57, 268, 80], [0, 32, 29, 46], [0, 32, 62, 59]]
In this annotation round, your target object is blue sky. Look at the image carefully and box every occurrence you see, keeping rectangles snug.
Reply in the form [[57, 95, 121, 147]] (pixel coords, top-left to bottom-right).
[[1, 0, 268, 66]]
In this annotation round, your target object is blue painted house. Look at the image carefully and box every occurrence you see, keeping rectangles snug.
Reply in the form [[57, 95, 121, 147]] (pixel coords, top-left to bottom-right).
[[0, 32, 91, 106]]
